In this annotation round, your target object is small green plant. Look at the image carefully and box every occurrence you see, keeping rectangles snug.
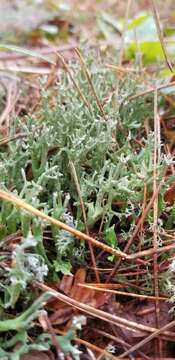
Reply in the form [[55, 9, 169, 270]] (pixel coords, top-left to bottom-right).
[[0, 50, 174, 357], [0, 52, 173, 269]]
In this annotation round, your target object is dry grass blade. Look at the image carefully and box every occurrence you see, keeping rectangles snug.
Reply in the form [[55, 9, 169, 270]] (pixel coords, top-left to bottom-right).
[[69, 161, 89, 237], [126, 242, 175, 260], [56, 51, 92, 112], [153, 87, 162, 356], [78, 283, 167, 301], [0, 82, 19, 127], [94, 328, 150, 360], [74, 48, 107, 121], [150, 0, 173, 73], [41, 314, 64, 358], [119, 319, 175, 358], [69, 161, 100, 282], [106, 64, 139, 75], [107, 181, 163, 282], [129, 81, 175, 101], [0, 133, 28, 146], [35, 281, 175, 340], [0, 44, 55, 65], [0, 65, 52, 74], [0, 189, 128, 259]]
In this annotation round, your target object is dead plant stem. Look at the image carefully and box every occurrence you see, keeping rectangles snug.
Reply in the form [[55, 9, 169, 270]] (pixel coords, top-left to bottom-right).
[[56, 51, 92, 112], [74, 48, 107, 121], [129, 81, 175, 101], [153, 87, 162, 356], [150, 0, 173, 72], [119, 319, 175, 358], [69, 161, 100, 282], [107, 181, 163, 282], [35, 281, 175, 341]]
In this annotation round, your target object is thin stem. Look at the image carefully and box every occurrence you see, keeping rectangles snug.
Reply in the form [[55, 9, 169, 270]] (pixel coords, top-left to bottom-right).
[[35, 281, 175, 340], [74, 48, 107, 121], [129, 81, 175, 101], [69, 161, 100, 282], [127, 242, 175, 260], [119, 319, 175, 358], [153, 87, 162, 356], [56, 51, 92, 112], [94, 328, 150, 360], [150, 0, 173, 72], [78, 283, 167, 301], [107, 181, 163, 282]]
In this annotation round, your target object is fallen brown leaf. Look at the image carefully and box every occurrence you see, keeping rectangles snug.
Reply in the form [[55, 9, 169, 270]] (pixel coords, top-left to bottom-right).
[[164, 183, 175, 205], [113, 299, 173, 356], [48, 268, 110, 325], [21, 350, 55, 360]]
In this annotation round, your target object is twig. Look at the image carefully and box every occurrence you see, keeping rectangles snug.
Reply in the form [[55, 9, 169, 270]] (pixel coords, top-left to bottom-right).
[[119, 319, 175, 358], [35, 281, 175, 340], [0, 82, 19, 127], [0, 73, 39, 89], [1, 189, 172, 262], [153, 87, 162, 356], [0, 65, 53, 74], [78, 283, 167, 301], [0, 133, 28, 146], [106, 64, 140, 74], [94, 328, 150, 360], [69, 161, 89, 235], [122, 182, 162, 245], [69, 161, 100, 282], [0, 189, 128, 259], [41, 314, 64, 358], [129, 81, 175, 101], [126, 242, 175, 260], [107, 181, 163, 282], [136, 184, 147, 286], [0, 43, 77, 61], [150, 0, 173, 73], [74, 48, 107, 121]]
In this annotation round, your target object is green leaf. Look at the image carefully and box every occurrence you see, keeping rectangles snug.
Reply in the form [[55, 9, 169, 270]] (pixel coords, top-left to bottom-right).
[[57, 330, 81, 359], [164, 26, 175, 37], [126, 14, 158, 42], [105, 225, 117, 248], [0, 292, 52, 332], [126, 41, 164, 63], [87, 201, 103, 227], [54, 259, 72, 275], [128, 13, 150, 29], [107, 254, 115, 262]]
